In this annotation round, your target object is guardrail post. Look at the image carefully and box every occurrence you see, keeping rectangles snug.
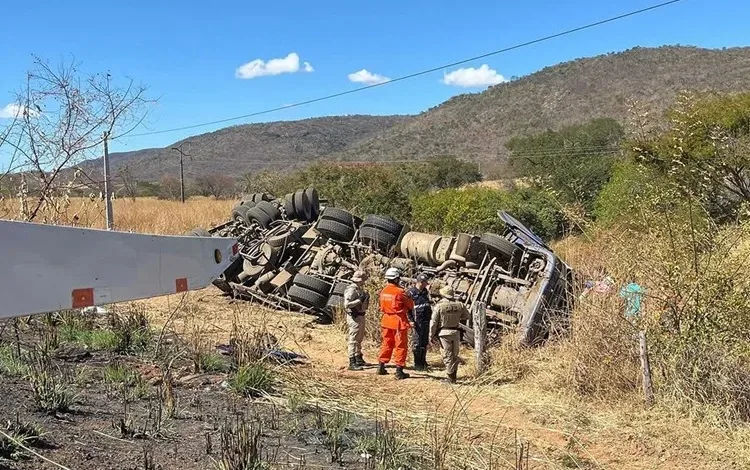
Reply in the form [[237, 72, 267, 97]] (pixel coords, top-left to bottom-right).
[[472, 301, 488, 374]]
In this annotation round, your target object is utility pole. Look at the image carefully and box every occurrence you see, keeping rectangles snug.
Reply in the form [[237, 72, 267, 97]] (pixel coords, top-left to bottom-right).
[[171, 145, 189, 203], [103, 131, 114, 229]]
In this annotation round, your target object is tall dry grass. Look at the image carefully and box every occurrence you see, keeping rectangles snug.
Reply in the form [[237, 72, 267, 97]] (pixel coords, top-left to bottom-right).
[[0, 197, 234, 234]]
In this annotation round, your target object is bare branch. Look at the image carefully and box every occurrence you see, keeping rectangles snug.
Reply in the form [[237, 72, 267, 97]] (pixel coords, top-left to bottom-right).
[[5, 56, 155, 223]]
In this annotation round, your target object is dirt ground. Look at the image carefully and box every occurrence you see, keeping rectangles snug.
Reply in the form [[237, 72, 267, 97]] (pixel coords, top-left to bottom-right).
[[2, 287, 749, 470], [141, 289, 750, 470], [0, 328, 380, 470]]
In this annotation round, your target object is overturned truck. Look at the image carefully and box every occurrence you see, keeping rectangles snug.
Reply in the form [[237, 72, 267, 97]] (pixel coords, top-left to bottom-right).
[[191, 188, 574, 346]]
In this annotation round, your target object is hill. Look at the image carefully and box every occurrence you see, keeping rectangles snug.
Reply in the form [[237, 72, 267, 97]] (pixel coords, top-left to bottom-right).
[[331, 46, 750, 174], [95, 115, 411, 181], [100, 45, 750, 181]]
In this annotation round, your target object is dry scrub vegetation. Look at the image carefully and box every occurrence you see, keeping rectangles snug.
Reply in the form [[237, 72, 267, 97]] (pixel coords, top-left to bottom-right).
[[2, 195, 750, 468], [5, 91, 750, 467], [0, 196, 233, 234]]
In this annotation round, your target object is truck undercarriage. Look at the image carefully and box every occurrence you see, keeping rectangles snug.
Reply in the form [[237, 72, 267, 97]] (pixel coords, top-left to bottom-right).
[[192, 188, 574, 346]]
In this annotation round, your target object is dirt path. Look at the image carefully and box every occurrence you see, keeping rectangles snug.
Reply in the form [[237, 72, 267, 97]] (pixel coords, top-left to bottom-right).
[[143, 290, 747, 470]]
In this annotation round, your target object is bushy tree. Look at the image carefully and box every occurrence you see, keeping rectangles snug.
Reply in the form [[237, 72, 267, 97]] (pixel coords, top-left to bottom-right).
[[241, 156, 482, 222], [507, 118, 624, 215], [632, 91, 750, 223], [582, 91, 750, 419], [411, 186, 564, 240]]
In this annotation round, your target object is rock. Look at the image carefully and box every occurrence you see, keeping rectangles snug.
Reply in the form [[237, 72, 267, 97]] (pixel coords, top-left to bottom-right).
[[178, 373, 225, 387], [54, 344, 92, 362]]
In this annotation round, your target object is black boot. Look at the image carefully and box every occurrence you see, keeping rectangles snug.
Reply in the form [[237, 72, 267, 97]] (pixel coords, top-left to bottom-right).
[[355, 353, 367, 367], [413, 348, 426, 371], [348, 356, 363, 371], [394, 367, 410, 380], [377, 362, 388, 375], [412, 349, 423, 371], [446, 372, 457, 384], [420, 349, 431, 371]]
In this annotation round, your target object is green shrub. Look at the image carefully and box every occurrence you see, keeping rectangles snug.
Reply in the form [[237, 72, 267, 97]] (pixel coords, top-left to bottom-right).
[[229, 363, 276, 398], [411, 187, 503, 234], [0, 345, 28, 377], [27, 353, 73, 414], [411, 186, 564, 240], [0, 416, 45, 461], [103, 363, 149, 399], [60, 324, 119, 351], [593, 159, 661, 226], [507, 117, 624, 215], [242, 156, 482, 222], [199, 353, 229, 373], [108, 307, 152, 354]]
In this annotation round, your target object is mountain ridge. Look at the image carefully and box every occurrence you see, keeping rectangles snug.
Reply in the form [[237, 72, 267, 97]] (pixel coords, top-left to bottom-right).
[[95, 45, 750, 181]]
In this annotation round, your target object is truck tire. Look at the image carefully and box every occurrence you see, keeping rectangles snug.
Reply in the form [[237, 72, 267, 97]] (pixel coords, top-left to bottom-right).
[[361, 214, 403, 237], [315, 219, 355, 242], [246, 206, 273, 229], [320, 207, 355, 227], [294, 190, 312, 222], [231, 205, 252, 226], [283, 195, 296, 219], [360, 226, 398, 249], [243, 193, 271, 204], [267, 230, 293, 248], [479, 233, 518, 259], [288, 285, 328, 309], [305, 187, 320, 220], [187, 227, 211, 237], [254, 201, 280, 221], [293, 273, 332, 295], [326, 295, 345, 309], [332, 281, 349, 296]]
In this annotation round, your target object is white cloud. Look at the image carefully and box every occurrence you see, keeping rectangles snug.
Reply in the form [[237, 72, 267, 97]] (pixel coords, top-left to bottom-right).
[[441, 64, 507, 88], [0, 103, 39, 119], [348, 69, 390, 85], [235, 52, 314, 79]]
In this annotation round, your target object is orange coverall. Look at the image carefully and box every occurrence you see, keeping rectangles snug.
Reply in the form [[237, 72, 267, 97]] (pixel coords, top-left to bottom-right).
[[378, 282, 414, 367]]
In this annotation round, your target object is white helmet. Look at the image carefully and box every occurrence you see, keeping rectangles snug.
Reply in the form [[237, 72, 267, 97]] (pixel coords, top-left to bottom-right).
[[384, 267, 401, 280]]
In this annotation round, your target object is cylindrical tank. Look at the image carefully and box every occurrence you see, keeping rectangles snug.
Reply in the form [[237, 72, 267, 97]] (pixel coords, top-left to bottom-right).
[[399, 232, 442, 265]]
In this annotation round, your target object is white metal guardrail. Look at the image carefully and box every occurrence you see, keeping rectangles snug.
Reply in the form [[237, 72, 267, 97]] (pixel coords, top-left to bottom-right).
[[0, 220, 238, 319]]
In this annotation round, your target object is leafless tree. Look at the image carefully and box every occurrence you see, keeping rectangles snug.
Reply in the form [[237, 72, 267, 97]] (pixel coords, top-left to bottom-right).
[[4, 56, 153, 222], [194, 173, 236, 199], [158, 175, 182, 201], [118, 164, 139, 201]]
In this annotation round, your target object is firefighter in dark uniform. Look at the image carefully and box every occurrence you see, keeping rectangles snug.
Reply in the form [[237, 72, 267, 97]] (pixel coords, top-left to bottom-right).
[[407, 273, 432, 371]]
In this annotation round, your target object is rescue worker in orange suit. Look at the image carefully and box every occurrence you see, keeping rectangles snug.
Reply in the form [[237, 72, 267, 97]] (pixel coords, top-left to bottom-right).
[[377, 267, 414, 380]]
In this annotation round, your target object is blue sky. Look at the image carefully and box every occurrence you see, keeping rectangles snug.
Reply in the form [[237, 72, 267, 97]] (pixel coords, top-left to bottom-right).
[[1, 0, 748, 155]]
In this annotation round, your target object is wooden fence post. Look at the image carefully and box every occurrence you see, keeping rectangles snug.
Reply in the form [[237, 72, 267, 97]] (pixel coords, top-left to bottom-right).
[[472, 301, 488, 374], [638, 329, 654, 406]]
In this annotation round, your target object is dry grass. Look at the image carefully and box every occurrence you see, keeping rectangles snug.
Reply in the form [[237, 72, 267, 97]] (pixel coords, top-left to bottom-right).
[[0, 196, 233, 234], [6, 196, 750, 468], [140, 289, 750, 469]]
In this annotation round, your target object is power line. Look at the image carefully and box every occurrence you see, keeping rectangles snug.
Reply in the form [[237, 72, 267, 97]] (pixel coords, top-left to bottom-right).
[[118, 0, 686, 140]]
